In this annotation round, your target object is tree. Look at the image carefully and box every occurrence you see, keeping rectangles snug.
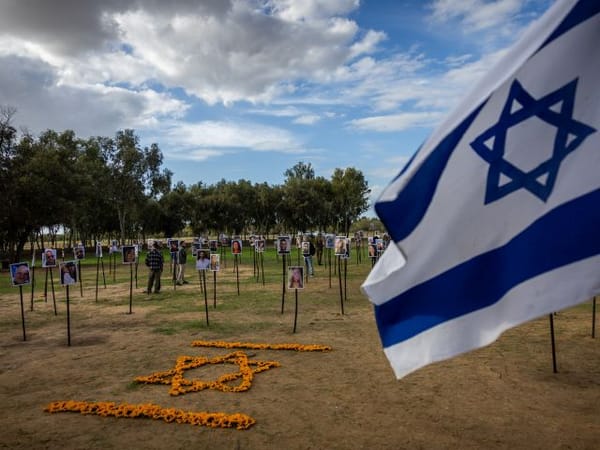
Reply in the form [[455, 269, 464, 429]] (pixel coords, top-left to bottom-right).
[[104, 129, 171, 242], [284, 161, 315, 181], [331, 167, 371, 235]]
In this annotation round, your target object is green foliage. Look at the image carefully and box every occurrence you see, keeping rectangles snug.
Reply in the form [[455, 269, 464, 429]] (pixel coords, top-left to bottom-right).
[[0, 104, 373, 259]]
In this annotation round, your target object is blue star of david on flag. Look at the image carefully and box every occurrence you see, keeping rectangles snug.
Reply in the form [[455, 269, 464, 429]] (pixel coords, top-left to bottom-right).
[[471, 78, 596, 204]]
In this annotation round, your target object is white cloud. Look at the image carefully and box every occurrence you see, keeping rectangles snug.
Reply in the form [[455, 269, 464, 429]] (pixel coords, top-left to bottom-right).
[[428, 0, 523, 31], [152, 120, 307, 160], [293, 115, 321, 125], [169, 148, 226, 161], [0, 54, 188, 137], [349, 111, 444, 132]]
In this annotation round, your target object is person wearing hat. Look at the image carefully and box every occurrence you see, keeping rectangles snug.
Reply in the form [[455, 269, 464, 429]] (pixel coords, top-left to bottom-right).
[[144, 241, 164, 294]]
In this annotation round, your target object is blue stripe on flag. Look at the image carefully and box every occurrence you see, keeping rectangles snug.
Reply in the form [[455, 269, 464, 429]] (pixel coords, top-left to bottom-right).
[[375, 104, 486, 243], [540, 0, 600, 51], [374, 188, 600, 349]]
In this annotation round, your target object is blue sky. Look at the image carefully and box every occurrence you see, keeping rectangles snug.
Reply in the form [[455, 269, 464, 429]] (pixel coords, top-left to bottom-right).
[[0, 0, 555, 213]]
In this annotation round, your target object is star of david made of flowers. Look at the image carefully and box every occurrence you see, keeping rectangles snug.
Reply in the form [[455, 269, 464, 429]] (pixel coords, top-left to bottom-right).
[[134, 351, 281, 396], [471, 78, 596, 204]]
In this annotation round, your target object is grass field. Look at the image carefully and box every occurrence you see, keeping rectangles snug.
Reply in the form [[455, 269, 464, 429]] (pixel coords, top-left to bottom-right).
[[0, 247, 598, 449]]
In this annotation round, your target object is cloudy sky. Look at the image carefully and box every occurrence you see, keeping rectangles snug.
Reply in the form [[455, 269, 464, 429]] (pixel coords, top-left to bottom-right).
[[0, 0, 555, 210]]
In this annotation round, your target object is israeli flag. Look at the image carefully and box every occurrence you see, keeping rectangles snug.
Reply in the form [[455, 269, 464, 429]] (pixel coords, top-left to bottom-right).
[[362, 0, 600, 379]]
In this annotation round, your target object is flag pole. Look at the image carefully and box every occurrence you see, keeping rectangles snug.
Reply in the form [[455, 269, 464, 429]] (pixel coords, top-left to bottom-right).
[[549, 314, 557, 373], [592, 296, 596, 338]]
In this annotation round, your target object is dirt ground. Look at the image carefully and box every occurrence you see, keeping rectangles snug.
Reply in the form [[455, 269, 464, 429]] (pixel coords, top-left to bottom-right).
[[0, 260, 598, 450]]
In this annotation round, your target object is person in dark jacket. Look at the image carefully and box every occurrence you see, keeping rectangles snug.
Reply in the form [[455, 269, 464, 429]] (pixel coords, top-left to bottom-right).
[[145, 242, 164, 294], [303, 235, 316, 276]]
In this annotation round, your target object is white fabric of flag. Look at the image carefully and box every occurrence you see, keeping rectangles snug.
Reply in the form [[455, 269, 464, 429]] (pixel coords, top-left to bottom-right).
[[362, 0, 600, 379]]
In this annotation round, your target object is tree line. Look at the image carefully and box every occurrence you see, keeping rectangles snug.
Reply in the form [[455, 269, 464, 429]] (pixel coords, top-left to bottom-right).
[[0, 107, 371, 262]]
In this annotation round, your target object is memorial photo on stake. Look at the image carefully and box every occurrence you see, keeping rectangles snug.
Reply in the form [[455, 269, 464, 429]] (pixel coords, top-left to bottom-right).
[[95, 242, 103, 258], [196, 249, 210, 270], [325, 234, 335, 249], [334, 236, 347, 256], [288, 266, 304, 289], [74, 245, 85, 260], [301, 241, 310, 256], [42, 248, 57, 268], [255, 239, 265, 252], [168, 239, 179, 255], [368, 243, 377, 258], [231, 239, 242, 255], [210, 254, 220, 271], [10, 262, 30, 286], [277, 236, 291, 255], [59, 261, 78, 286], [122, 245, 136, 264], [209, 240, 218, 252]]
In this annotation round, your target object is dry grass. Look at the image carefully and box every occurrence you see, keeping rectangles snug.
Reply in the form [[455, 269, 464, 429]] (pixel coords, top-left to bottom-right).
[[0, 252, 598, 449]]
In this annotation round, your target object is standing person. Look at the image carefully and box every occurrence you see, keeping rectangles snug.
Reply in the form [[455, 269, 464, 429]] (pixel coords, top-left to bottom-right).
[[145, 242, 163, 294], [177, 241, 188, 285], [315, 234, 324, 265], [302, 235, 316, 276]]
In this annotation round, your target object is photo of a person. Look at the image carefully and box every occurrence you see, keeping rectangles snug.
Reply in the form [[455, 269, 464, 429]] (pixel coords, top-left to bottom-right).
[[10, 263, 30, 286], [60, 261, 78, 286], [110, 240, 119, 254], [209, 240, 218, 252], [277, 236, 291, 255], [168, 239, 179, 255], [255, 239, 265, 252], [325, 235, 335, 249], [368, 243, 377, 258], [334, 237, 347, 256], [196, 249, 210, 270], [42, 248, 57, 268], [288, 266, 304, 289], [301, 241, 310, 256], [74, 245, 85, 260], [122, 245, 136, 264], [231, 239, 242, 255], [95, 242, 103, 258], [210, 254, 220, 271]]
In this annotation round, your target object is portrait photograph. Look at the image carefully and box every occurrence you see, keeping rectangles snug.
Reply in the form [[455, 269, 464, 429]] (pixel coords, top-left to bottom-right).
[[288, 266, 304, 290], [325, 234, 335, 249], [368, 243, 377, 258], [42, 248, 57, 268], [122, 245, 136, 264], [59, 260, 78, 286], [74, 245, 85, 260], [196, 249, 210, 270], [277, 236, 291, 255], [210, 254, 220, 271], [10, 262, 30, 286], [334, 236, 347, 256], [168, 239, 179, 254], [231, 239, 242, 255], [302, 241, 310, 256], [209, 240, 218, 252], [255, 239, 265, 252], [95, 242, 103, 258]]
